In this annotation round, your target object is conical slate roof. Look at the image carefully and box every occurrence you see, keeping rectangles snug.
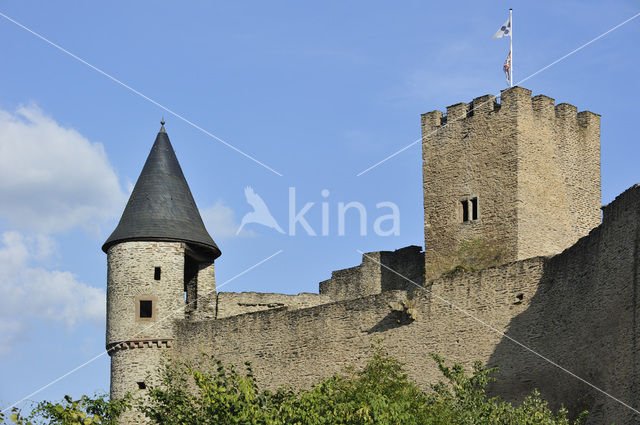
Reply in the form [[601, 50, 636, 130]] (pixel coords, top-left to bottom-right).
[[102, 124, 221, 258]]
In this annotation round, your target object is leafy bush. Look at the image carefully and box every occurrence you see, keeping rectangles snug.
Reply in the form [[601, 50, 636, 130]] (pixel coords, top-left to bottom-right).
[[1, 394, 129, 425], [1, 348, 586, 425], [139, 347, 585, 425]]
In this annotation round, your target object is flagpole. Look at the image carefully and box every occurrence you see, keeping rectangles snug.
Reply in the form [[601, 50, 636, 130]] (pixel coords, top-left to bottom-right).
[[510, 8, 513, 87]]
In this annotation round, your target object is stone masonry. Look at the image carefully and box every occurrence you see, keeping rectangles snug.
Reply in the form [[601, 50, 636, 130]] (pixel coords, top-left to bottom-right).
[[421, 87, 600, 271], [175, 184, 640, 424], [107, 87, 640, 424]]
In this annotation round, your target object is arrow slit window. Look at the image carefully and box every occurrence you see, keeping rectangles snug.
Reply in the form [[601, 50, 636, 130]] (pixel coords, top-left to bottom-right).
[[459, 197, 479, 223]]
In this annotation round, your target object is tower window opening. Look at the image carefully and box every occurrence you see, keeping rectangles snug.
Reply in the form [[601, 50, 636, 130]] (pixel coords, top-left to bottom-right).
[[137, 381, 146, 390], [471, 197, 478, 220], [460, 197, 478, 223], [154, 267, 161, 281], [461, 200, 469, 222], [139, 300, 152, 318], [135, 296, 156, 321]]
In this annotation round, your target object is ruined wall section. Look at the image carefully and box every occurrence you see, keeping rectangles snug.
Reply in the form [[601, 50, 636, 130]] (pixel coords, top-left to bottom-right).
[[216, 292, 332, 318], [319, 246, 424, 301], [515, 89, 601, 259], [422, 93, 519, 270], [379, 246, 425, 291]]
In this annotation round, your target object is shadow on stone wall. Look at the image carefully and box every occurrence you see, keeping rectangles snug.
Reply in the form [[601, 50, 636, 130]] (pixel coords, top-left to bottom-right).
[[366, 310, 413, 334], [486, 186, 640, 425]]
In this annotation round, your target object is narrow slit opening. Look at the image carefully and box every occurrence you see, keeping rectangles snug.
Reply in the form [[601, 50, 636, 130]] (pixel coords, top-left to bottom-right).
[[471, 197, 478, 220], [461, 200, 469, 222]]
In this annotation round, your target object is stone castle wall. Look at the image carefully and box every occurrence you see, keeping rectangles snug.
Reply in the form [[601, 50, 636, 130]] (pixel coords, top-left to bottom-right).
[[319, 245, 424, 301], [216, 292, 332, 318], [175, 258, 543, 393], [422, 93, 520, 267], [487, 184, 640, 425], [174, 184, 640, 424], [108, 86, 625, 424], [421, 87, 600, 270], [515, 89, 601, 259]]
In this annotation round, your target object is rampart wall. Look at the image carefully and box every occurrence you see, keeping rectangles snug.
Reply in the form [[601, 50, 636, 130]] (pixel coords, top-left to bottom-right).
[[175, 185, 640, 424]]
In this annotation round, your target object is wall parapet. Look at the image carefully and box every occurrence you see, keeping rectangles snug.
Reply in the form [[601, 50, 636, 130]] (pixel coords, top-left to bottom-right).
[[319, 245, 425, 301], [421, 86, 599, 133]]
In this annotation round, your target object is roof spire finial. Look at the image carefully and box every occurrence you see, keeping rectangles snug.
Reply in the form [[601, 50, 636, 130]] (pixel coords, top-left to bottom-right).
[[159, 117, 166, 133]]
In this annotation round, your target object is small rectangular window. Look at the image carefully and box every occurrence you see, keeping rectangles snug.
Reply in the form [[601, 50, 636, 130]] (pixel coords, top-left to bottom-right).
[[154, 267, 161, 281], [139, 300, 153, 318], [460, 197, 479, 222], [461, 200, 469, 222], [137, 381, 147, 390], [471, 197, 478, 220]]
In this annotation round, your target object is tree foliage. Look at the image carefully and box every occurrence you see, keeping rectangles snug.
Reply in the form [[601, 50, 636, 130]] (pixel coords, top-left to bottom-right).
[[140, 348, 586, 425], [1, 394, 129, 425], [1, 349, 587, 425]]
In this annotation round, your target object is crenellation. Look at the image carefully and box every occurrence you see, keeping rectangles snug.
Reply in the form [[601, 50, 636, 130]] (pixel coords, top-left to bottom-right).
[[576, 110, 599, 128], [531, 94, 555, 118], [470, 94, 497, 115], [216, 292, 332, 318], [499, 86, 532, 110], [445, 102, 469, 121], [421, 110, 444, 131], [319, 246, 424, 301], [554, 102, 578, 119], [423, 86, 601, 269]]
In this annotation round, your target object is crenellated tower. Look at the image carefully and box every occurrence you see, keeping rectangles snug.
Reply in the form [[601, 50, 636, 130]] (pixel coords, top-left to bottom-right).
[[103, 121, 220, 421], [421, 86, 600, 272]]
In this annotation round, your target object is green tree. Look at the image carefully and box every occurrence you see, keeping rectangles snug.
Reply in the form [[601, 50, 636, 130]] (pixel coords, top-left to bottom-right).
[[1, 394, 129, 425], [139, 347, 586, 425], [1, 349, 587, 425]]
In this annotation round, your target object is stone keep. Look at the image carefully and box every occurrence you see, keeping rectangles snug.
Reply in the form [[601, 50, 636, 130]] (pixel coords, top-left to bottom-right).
[[103, 122, 221, 405], [421, 86, 600, 270]]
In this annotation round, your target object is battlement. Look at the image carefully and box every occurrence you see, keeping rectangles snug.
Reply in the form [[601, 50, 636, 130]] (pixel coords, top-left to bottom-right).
[[421, 86, 599, 133], [422, 86, 601, 269]]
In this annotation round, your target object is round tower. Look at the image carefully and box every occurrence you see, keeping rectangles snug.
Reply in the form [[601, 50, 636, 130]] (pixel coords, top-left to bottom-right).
[[103, 121, 221, 413]]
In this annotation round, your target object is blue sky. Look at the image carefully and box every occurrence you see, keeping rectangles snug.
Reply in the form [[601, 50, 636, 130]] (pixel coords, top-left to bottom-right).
[[0, 0, 638, 412]]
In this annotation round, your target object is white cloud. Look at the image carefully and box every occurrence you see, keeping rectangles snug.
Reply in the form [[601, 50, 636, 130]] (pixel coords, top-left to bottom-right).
[[201, 202, 255, 239], [0, 231, 105, 355], [0, 105, 126, 234]]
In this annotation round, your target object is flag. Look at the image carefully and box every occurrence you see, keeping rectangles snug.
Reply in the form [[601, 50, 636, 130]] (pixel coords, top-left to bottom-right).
[[493, 17, 511, 38], [503, 51, 511, 82]]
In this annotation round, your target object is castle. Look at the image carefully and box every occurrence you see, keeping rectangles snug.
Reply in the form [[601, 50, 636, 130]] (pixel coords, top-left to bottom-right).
[[104, 87, 639, 424]]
